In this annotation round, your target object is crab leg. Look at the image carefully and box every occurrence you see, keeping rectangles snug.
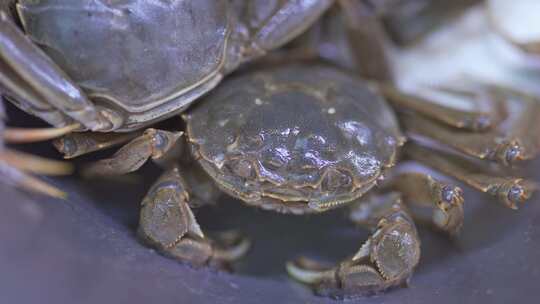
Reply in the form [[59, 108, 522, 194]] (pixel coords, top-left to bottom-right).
[[3, 123, 80, 143], [238, 0, 334, 59], [138, 166, 249, 268], [383, 171, 464, 236], [488, 85, 540, 162], [0, 147, 70, 199], [397, 86, 540, 166], [0, 162, 66, 199], [0, 148, 73, 176], [287, 192, 420, 298], [405, 143, 537, 210], [0, 12, 109, 131], [53, 131, 141, 159], [0, 64, 68, 128], [400, 111, 516, 166], [377, 83, 505, 131], [337, 0, 394, 82], [83, 129, 182, 176]]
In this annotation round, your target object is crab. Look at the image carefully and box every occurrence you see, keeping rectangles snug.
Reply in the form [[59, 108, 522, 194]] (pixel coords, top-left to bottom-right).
[[51, 60, 539, 298], [0, 0, 333, 132], [1, 0, 540, 300]]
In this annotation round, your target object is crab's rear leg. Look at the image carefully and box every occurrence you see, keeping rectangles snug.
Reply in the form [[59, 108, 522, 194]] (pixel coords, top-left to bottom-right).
[[405, 143, 537, 210], [287, 192, 420, 298], [138, 166, 249, 268], [378, 83, 506, 132], [0, 11, 112, 131], [394, 85, 540, 166], [382, 171, 464, 236]]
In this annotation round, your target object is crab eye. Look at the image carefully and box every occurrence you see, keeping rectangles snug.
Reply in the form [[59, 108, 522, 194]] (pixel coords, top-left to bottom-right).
[[322, 169, 352, 191], [227, 159, 255, 179]]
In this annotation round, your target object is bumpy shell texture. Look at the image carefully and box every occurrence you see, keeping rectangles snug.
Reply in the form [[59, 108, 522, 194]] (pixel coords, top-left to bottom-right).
[[186, 65, 403, 214]]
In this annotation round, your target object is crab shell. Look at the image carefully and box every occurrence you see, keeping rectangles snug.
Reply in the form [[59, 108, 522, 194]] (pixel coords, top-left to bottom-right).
[[14, 0, 231, 130], [185, 65, 404, 214], [11, 0, 333, 131]]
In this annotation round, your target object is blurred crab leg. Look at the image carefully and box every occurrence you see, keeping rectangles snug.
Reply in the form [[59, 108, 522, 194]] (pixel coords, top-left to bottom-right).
[[4, 123, 80, 143], [405, 143, 537, 210], [488, 85, 540, 163], [383, 171, 464, 236], [83, 129, 182, 176], [0, 12, 108, 131], [0, 161, 66, 199], [399, 87, 540, 166], [378, 0, 481, 45], [0, 148, 73, 175], [377, 83, 503, 131], [338, 0, 394, 82], [0, 59, 68, 127], [138, 167, 249, 267], [400, 112, 514, 166], [288, 192, 420, 298], [382, 84, 502, 131], [12, 171, 66, 199], [53, 131, 141, 159]]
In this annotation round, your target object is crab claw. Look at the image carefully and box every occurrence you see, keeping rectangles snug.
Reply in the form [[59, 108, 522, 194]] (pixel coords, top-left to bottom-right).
[[138, 167, 250, 271], [287, 196, 420, 298], [145, 229, 250, 271]]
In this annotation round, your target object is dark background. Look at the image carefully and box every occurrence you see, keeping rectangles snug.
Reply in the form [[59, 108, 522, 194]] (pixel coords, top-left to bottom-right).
[[1, 106, 539, 304]]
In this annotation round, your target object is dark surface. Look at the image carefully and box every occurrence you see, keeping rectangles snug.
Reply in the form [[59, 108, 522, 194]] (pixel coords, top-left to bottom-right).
[[1, 105, 540, 304], [0, 160, 539, 304]]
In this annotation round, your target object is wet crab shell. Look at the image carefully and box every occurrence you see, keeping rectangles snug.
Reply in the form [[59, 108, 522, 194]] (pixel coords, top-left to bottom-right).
[[10, 0, 335, 131], [185, 65, 404, 214], [15, 0, 229, 128]]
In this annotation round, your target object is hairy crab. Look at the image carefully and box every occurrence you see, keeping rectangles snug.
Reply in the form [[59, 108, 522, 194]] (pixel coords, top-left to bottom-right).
[[0, 0, 332, 131], [1, 0, 540, 300]]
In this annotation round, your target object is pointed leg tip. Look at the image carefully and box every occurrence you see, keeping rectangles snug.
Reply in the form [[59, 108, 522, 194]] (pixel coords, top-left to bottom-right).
[[499, 179, 536, 209], [440, 184, 465, 206], [286, 256, 334, 285], [433, 184, 465, 235], [211, 231, 251, 263]]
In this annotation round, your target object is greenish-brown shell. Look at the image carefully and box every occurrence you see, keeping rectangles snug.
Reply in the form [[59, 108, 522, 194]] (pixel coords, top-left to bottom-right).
[[17, 0, 229, 126], [185, 65, 404, 214]]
